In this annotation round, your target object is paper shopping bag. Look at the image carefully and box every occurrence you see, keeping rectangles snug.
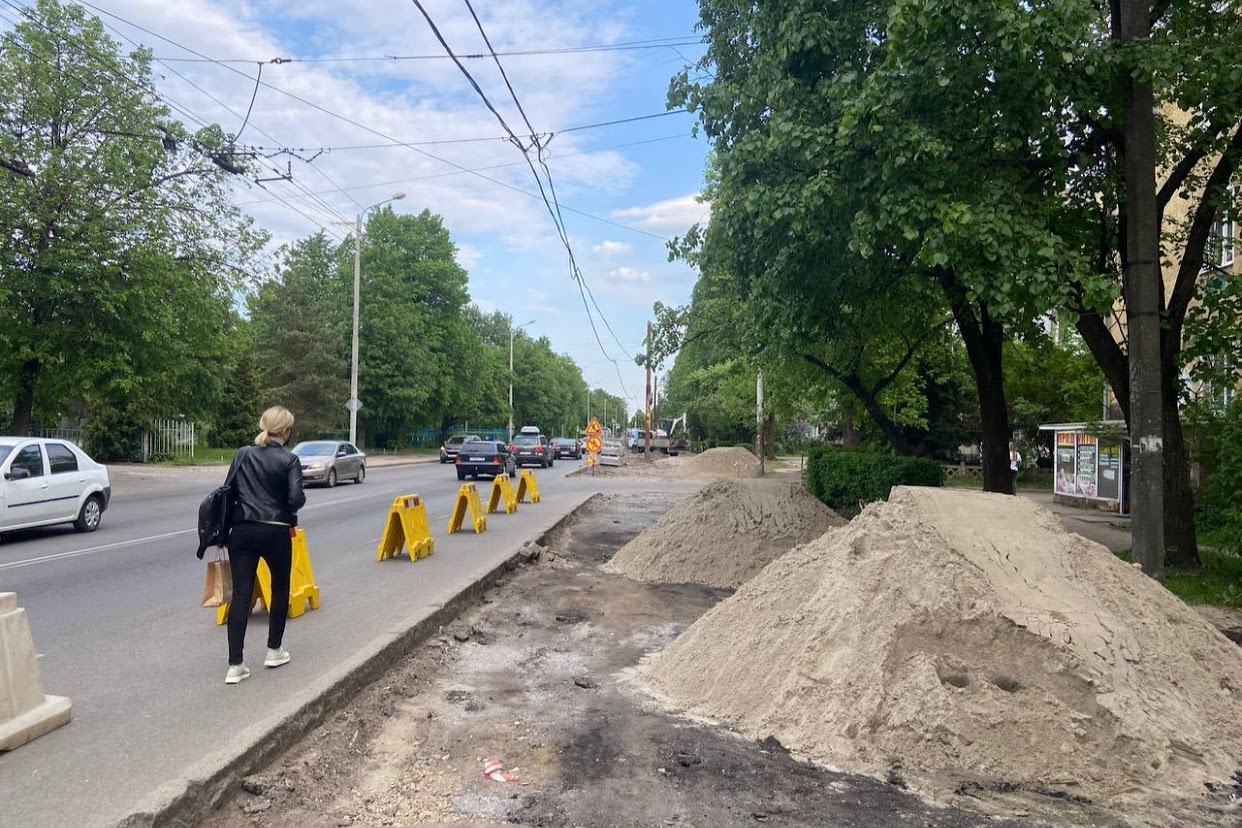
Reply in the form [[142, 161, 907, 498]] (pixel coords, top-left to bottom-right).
[[201, 558, 233, 607]]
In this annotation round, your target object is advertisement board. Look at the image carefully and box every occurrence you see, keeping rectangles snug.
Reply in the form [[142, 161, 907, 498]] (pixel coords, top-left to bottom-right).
[[1076, 434, 1098, 498], [1097, 444, 1121, 502], [1055, 431, 1077, 494]]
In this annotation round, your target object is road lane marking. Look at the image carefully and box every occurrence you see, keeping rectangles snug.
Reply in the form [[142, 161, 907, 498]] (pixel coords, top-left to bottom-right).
[[0, 528, 196, 571], [0, 484, 473, 571]]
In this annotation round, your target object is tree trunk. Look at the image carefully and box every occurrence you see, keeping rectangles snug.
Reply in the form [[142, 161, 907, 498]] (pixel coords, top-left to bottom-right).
[[1119, 0, 1165, 581], [841, 414, 862, 447], [937, 273, 1012, 493], [1161, 342, 1198, 567], [962, 322, 1012, 495], [9, 358, 40, 436], [801, 355, 912, 454]]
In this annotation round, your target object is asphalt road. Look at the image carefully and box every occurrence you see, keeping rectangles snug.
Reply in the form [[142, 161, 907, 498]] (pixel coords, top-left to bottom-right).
[[0, 457, 646, 827]]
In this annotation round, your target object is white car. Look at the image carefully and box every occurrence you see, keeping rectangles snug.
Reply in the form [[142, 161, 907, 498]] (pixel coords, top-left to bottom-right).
[[0, 437, 111, 534]]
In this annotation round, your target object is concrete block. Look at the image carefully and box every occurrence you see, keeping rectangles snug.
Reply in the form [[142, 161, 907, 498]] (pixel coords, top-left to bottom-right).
[[0, 592, 72, 752]]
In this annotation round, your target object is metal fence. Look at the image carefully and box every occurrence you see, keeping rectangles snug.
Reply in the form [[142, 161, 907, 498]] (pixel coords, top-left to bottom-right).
[[142, 419, 196, 461], [38, 427, 85, 444]]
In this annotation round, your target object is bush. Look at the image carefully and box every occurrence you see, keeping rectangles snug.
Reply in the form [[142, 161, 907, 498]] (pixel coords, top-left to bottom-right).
[[83, 401, 144, 462], [1199, 399, 1242, 559], [805, 446, 945, 517]]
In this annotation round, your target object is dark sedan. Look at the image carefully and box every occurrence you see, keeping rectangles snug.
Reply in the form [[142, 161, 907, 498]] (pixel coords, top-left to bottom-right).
[[455, 440, 517, 480], [552, 437, 581, 460], [510, 433, 554, 468]]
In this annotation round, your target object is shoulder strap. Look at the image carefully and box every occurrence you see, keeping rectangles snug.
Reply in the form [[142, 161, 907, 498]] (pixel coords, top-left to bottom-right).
[[224, 446, 248, 489]]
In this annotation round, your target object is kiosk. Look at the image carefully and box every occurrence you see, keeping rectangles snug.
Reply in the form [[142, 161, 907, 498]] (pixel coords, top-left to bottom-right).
[[1037, 421, 1129, 515]]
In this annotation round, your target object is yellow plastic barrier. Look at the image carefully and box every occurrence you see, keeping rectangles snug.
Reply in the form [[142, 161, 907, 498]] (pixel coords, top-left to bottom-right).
[[516, 469, 541, 504], [487, 473, 518, 515], [448, 482, 487, 534], [377, 494, 435, 562], [217, 528, 320, 625]]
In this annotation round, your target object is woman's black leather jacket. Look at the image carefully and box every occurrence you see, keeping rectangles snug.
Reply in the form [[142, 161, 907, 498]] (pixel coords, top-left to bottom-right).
[[227, 441, 306, 526]]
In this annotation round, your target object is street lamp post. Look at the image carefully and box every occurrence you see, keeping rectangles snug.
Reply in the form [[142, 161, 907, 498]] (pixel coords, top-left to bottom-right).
[[508, 319, 535, 440], [349, 192, 405, 447]]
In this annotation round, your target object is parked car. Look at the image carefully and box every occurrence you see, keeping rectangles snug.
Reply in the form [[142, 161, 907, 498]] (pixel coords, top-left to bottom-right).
[[551, 437, 582, 460], [291, 440, 366, 487], [455, 440, 517, 480], [0, 437, 111, 535], [510, 428, 554, 468], [440, 434, 480, 463]]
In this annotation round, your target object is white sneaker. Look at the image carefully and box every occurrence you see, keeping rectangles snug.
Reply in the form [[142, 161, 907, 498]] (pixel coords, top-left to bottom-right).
[[265, 648, 290, 668], [225, 664, 251, 684]]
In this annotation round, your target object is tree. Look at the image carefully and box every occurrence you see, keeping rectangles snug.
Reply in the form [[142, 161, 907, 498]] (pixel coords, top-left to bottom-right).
[[250, 232, 348, 437], [213, 351, 263, 449], [0, 0, 264, 433], [337, 208, 470, 446], [669, 0, 1094, 492]]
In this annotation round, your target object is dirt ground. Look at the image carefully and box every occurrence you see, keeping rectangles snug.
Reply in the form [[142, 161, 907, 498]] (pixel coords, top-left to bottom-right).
[[200, 492, 1053, 828]]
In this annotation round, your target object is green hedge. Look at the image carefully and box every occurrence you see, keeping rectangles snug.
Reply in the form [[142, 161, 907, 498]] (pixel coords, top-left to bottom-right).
[[805, 446, 945, 517]]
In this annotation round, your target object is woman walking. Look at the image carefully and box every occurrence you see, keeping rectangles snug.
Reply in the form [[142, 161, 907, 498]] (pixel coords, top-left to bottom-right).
[[224, 406, 306, 685]]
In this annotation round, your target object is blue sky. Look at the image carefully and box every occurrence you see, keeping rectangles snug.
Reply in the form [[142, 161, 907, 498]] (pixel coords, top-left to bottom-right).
[[41, 0, 713, 422]]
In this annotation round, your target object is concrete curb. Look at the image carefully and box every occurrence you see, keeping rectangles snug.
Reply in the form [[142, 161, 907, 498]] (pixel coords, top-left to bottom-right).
[[114, 492, 599, 828]]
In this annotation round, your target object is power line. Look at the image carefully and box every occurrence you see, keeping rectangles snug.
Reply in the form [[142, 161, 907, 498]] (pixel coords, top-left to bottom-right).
[[81, 21, 359, 238], [232, 110, 690, 154], [232, 133, 690, 208], [431, 0, 636, 399], [0, 1, 350, 242], [151, 36, 703, 64], [75, 0, 670, 242]]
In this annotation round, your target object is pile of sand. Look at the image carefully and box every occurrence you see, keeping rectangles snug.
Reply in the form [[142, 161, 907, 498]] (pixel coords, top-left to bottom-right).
[[643, 486, 1242, 816], [602, 479, 845, 588], [676, 446, 762, 479]]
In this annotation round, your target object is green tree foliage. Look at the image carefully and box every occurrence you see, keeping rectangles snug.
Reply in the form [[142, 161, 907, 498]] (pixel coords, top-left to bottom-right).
[[0, 0, 265, 434], [668, 0, 1100, 492], [1005, 330, 1108, 446], [251, 232, 349, 437], [212, 351, 263, 449], [337, 208, 471, 447]]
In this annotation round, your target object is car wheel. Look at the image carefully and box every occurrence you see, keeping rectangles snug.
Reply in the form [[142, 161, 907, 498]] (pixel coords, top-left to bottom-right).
[[457, 469, 466, 480], [74, 494, 104, 533], [355, 465, 366, 484], [327, 468, 337, 488]]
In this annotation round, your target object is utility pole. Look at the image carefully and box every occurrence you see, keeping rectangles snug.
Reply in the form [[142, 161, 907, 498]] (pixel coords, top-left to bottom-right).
[[1120, 0, 1164, 581], [757, 368, 765, 475], [645, 321, 653, 460]]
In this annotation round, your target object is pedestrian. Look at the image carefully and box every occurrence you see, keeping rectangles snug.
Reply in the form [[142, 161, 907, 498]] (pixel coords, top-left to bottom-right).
[[1009, 441, 1022, 495], [223, 406, 306, 685]]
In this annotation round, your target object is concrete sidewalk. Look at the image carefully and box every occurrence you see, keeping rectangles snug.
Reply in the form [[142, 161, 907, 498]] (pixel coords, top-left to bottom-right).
[[1020, 489, 1132, 553]]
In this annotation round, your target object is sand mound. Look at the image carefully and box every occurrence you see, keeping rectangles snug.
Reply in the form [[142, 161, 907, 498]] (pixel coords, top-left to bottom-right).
[[602, 479, 845, 588], [677, 446, 761, 479], [643, 486, 1242, 816]]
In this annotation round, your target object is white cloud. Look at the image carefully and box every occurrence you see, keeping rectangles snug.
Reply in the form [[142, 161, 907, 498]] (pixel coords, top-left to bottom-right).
[[609, 266, 650, 282], [611, 194, 708, 233], [592, 240, 632, 257], [455, 243, 482, 270]]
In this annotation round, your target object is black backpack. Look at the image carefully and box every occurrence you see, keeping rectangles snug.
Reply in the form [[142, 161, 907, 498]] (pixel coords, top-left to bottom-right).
[[196, 451, 244, 559]]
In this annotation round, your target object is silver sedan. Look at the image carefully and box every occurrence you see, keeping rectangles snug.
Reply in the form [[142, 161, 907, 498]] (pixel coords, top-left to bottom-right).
[[290, 440, 366, 487]]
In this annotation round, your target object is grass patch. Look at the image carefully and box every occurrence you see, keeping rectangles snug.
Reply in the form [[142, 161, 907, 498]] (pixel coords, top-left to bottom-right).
[[159, 447, 236, 466], [1114, 548, 1242, 608]]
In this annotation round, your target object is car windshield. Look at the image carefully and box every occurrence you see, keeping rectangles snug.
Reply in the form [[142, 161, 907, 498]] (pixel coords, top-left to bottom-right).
[[461, 441, 495, 453], [553, 438, 575, 446], [0, 445, 12, 463], [512, 435, 540, 446], [292, 441, 336, 456], [447, 435, 474, 446]]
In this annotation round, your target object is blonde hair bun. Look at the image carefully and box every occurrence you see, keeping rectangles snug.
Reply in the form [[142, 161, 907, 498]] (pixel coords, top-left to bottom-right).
[[255, 405, 296, 446]]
